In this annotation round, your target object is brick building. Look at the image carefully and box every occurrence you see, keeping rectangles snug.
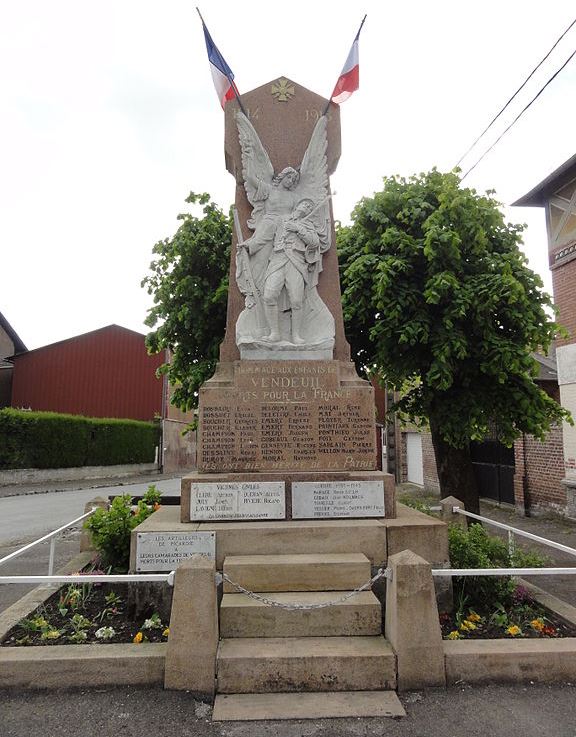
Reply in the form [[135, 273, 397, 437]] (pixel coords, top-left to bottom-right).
[[513, 154, 576, 517]]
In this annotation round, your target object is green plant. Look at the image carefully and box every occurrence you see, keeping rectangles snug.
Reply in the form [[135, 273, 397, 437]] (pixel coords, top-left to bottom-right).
[[58, 583, 94, 615], [448, 522, 547, 608], [0, 408, 159, 470], [84, 493, 160, 571], [338, 170, 570, 513], [142, 484, 161, 506]]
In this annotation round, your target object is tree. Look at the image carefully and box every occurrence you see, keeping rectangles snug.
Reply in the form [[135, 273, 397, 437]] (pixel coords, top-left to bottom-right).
[[338, 170, 570, 513], [141, 192, 230, 413]]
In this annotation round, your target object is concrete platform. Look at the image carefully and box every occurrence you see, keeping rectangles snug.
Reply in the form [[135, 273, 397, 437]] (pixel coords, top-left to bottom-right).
[[217, 635, 396, 693], [220, 591, 382, 637], [222, 553, 371, 592], [199, 518, 387, 568], [212, 691, 406, 721]]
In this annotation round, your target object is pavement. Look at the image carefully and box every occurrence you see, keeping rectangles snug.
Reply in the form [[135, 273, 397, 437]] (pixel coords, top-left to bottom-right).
[[2, 683, 576, 736]]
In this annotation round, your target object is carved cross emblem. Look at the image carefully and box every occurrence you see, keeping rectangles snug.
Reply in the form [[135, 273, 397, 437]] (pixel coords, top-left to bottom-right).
[[271, 78, 295, 102]]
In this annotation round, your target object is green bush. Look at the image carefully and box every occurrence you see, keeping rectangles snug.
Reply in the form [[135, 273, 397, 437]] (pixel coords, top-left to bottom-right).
[[448, 523, 547, 609], [84, 487, 161, 571], [0, 408, 159, 469]]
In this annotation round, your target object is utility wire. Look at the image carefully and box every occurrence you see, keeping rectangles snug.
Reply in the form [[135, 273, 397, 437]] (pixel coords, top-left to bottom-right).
[[461, 45, 576, 182], [456, 16, 576, 168]]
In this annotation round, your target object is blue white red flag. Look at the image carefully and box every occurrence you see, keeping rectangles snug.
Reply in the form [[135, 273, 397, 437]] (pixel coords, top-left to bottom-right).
[[331, 17, 366, 105], [201, 19, 236, 108]]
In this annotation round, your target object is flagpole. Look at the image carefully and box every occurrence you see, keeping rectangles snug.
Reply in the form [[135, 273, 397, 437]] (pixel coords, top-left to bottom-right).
[[323, 14, 367, 116], [196, 7, 248, 117]]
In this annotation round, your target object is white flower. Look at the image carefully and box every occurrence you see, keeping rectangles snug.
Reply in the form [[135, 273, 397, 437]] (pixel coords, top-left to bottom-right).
[[95, 626, 115, 640]]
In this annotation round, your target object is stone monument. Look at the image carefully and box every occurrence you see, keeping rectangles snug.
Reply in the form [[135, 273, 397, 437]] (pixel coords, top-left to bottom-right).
[[180, 77, 396, 522]]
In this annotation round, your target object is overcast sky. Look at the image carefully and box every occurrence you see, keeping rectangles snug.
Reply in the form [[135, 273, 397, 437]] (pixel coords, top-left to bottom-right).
[[2, 1, 575, 350]]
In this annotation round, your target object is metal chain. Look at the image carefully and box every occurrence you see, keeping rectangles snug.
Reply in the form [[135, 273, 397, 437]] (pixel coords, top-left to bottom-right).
[[221, 567, 389, 611]]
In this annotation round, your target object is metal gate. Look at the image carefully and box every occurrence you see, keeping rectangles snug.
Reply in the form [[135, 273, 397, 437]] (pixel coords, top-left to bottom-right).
[[470, 440, 515, 505]]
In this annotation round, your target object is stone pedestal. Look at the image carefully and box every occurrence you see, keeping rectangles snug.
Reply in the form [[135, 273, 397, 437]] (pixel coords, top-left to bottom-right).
[[187, 358, 395, 522]]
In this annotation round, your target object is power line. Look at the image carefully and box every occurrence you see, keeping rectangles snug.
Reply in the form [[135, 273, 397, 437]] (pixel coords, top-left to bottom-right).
[[456, 16, 576, 168], [460, 45, 576, 182]]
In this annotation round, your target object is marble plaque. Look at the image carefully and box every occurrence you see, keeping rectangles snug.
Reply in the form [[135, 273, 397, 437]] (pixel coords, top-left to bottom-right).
[[291, 480, 385, 519], [198, 361, 377, 473], [135, 531, 215, 572], [190, 481, 286, 520]]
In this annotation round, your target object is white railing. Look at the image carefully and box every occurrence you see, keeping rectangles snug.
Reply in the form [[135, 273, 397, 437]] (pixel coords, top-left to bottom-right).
[[432, 567, 576, 577], [0, 508, 97, 575], [0, 573, 175, 586]]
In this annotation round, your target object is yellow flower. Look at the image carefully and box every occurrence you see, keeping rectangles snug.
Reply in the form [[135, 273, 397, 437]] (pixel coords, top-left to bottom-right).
[[464, 620, 477, 630], [530, 618, 545, 632], [447, 630, 461, 640], [41, 630, 61, 640], [162, 628, 170, 637], [467, 612, 482, 623], [506, 625, 521, 637], [133, 632, 143, 644]]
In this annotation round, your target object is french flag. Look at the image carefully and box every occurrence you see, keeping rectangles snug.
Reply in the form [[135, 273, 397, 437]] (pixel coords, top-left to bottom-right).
[[331, 16, 366, 105], [200, 18, 236, 109]]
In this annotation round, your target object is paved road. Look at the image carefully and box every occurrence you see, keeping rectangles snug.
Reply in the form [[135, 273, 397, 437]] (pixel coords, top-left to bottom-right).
[[0, 477, 182, 547], [2, 683, 576, 737]]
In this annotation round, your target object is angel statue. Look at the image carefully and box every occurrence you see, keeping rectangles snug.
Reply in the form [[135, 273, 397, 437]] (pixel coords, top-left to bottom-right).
[[234, 111, 335, 355]]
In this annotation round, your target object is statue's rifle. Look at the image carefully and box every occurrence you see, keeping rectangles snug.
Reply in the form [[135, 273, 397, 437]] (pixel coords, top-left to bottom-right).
[[233, 207, 262, 309]]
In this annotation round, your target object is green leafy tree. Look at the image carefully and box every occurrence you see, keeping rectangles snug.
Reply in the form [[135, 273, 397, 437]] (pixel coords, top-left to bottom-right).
[[141, 192, 231, 412], [338, 169, 570, 513]]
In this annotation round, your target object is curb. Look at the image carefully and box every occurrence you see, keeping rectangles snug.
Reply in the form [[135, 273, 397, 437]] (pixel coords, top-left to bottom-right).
[[0, 643, 166, 689]]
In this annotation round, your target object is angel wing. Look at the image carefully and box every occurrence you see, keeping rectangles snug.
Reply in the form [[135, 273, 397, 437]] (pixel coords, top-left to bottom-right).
[[236, 112, 274, 231], [298, 115, 329, 202], [298, 116, 331, 253]]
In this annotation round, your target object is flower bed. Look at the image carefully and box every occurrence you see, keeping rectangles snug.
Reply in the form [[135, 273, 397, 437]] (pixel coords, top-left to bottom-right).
[[1, 581, 169, 647], [439, 584, 576, 640]]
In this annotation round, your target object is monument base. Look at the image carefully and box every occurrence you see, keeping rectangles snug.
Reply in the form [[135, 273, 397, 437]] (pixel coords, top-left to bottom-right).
[[181, 470, 396, 523], [131, 501, 448, 573]]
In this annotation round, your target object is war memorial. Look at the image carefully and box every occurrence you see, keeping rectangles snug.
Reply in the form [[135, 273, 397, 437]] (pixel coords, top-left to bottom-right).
[[130, 77, 450, 719]]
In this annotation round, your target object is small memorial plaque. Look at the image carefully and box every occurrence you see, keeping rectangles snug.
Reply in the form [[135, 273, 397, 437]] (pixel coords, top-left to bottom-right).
[[190, 481, 286, 520], [292, 480, 385, 519], [136, 531, 215, 572]]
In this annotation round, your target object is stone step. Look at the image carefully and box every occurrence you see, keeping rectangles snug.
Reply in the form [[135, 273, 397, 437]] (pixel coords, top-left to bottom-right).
[[223, 553, 372, 593], [212, 691, 406, 721], [217, 636, 396, 693], [220, 591, 382, 638]]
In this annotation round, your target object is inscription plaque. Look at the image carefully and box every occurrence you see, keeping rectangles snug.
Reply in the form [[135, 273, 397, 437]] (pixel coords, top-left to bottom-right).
[[292, 480, 385, 519], [135, 531, 215, 572], [190, 481, 286, 520], [198, 361, 376, 473]]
